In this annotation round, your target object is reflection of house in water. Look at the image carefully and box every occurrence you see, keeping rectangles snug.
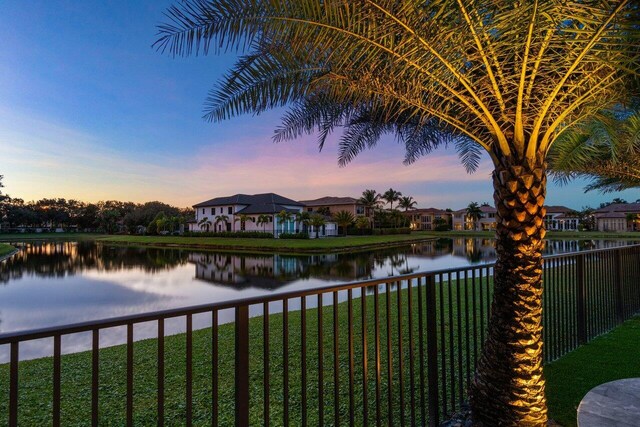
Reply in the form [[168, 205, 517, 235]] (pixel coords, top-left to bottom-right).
[[451, 238, 497, 263], [189, 252, 376, 289]]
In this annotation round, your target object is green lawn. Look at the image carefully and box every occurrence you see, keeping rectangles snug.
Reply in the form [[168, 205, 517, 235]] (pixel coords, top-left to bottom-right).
[[431, 230, 640, 239], [546, 316, 640, 427], [0, 233, 106, 241], [0, 278, 493, 426], [0, 243, 16, 258], [98, 233, 441, 254]]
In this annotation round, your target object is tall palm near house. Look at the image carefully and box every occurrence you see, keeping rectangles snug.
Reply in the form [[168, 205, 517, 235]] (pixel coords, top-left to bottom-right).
[[358, 189, 380, 229], [214, 215, 229, 232], [332, 210, 355, 236], [381, 188, 402, 210], [198, 216, 211, 232], [308, 213, 326, 238], [276, 210, 292, 235], [256, 214, 271, 233], [466, 202, 484, 231], [295, 211, 311, 233], [549, 111, 640, 193], [156, 2, 639, 423], [233, 213, 255, 232], [398, 196, 417, 212]]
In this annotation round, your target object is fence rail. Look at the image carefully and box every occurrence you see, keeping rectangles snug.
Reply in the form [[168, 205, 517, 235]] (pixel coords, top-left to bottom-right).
[[1, 244, 640, 426]]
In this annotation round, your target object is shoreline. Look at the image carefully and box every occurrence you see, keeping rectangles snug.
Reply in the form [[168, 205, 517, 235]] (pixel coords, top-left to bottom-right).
[[0, 243, 18, 262], [97, 235, 442, 255]]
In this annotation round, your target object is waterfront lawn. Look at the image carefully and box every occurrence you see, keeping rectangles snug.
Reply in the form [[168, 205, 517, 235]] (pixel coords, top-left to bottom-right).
[[0, 243, 16, 257], [430, 230, 640, 239], [98, 232, 440, 253], [0, 278, 494, 426], [545, 316, 640, 427], [0, 233, 106, 241]]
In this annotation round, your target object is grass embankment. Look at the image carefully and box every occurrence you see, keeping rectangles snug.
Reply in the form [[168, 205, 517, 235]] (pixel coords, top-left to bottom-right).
[[0, 243, 16, 258], [98, 232, 440, 254], [432, 230, 640, 239], [0, 279, 493, 426], [545, 316, 640, 427], [0, 233, 106, 241]]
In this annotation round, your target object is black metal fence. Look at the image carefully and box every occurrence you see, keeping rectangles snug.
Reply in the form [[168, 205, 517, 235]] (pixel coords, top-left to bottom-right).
[[1, 244, 639, 426]]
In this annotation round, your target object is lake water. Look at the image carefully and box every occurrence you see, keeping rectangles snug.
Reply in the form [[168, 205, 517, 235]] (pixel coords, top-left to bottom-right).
[[0, 237, 637, 360]]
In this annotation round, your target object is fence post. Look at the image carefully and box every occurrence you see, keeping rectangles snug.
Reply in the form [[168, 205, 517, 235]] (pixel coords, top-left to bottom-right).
[[235, 305, 250, 427], [426, 275, 439, 426], [614, 249, 624, 323], [576, 254, 587, 345]]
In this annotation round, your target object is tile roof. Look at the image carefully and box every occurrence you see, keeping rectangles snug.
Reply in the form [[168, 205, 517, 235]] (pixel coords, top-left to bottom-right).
[[594, 202, 640, 214], [545, 205, 576, 214], [237, 204, 301, 215], [299, 196, 360, 206], [405, 208, 450, 214], [193, 193, 303, 208]]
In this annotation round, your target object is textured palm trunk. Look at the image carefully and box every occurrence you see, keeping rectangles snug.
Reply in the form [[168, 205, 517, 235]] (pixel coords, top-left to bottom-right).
[[469, 153, 548, 426]]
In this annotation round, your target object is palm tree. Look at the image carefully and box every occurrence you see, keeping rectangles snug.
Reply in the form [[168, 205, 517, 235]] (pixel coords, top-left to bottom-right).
[[156, 2, 638, 423], [332, 210, 355, 236], [295, 211, 311, 233], [308, 213, 326, 238], [466, 202, 483, 231], [233, 213, 255, 232], [214, 215, 229, 232], [198, 216, 211, 232], [256, 214, 271, 233], [358, 189, 380, 229], [398, 196, 417, 212], [355, 216, 371, 231], [381, 188, 402, 211], [276, 210, 292, 236], [549, 111, 640, 193]]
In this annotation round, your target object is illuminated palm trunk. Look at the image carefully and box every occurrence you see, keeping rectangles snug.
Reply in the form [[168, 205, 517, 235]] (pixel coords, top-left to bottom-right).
[[470, 153, 548, 426]]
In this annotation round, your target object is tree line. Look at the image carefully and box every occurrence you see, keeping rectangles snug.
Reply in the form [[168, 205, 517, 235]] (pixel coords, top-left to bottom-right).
[[0, 178, 193, 234]]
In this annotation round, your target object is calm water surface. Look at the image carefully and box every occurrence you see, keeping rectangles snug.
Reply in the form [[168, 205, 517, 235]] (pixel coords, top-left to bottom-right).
[[0, 238, 636, 360]]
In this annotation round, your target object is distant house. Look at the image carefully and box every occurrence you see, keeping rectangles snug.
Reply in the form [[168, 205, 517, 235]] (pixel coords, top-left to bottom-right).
[[452, 205, 497, 231], [404, 208, 452, 231], [192, 193, 304, 236], [544, 206, 580, 231], [594, 203, 640, 232], [299, 196, 366, 217]]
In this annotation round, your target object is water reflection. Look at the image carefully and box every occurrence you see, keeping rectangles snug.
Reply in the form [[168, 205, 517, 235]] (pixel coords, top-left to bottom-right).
[[0, 237, 637, 361], [0, 240, 189, 284]]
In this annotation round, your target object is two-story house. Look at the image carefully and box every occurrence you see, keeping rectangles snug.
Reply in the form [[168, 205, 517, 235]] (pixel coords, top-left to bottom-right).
[[191, 193, 304, 236]]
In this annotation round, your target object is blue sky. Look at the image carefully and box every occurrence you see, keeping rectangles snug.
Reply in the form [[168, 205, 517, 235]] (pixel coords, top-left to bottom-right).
[[1, 1, 638, 210]]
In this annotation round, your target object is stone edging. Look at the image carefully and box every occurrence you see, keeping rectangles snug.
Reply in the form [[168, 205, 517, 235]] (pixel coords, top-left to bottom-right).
[[0, 248, 19, 263]]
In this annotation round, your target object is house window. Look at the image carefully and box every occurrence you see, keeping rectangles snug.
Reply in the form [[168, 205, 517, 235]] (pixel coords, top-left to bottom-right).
[[211, 208, 214, 215], [220, 207, 223, 214], [228, 207, 232, 214], [356, 206, 364, 214], [202, 209, 205, 214], [307, 208, 313, 212]]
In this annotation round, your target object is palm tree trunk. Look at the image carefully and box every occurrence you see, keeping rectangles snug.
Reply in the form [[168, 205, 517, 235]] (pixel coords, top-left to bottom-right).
[[470, 154, 548, 426]]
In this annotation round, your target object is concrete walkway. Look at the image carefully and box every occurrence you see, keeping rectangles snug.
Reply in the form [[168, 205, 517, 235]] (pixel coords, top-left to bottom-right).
[[577, 378, 640, 426]]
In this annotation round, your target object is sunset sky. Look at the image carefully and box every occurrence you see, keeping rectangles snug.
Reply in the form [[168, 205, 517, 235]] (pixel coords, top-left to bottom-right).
[[2, 1, 638, 210]]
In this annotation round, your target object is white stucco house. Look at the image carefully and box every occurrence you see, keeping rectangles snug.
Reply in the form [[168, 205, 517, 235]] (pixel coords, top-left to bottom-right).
[[544, 206, 580, 231], [191, 193, 337, 238]]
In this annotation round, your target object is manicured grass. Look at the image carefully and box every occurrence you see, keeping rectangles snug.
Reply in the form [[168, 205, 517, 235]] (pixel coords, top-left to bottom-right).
[[429, 230, 640, 239], [0, 279, 493, 426], [0, 243, 16, 258], [545, 316, 640, 427], [98, 233, 440, 254], [0, 233, 107, 241]]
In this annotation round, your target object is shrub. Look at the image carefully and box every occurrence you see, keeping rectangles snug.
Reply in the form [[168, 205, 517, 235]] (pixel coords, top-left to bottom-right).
[[372, 227, 411, 235], [278, 232, 310, 239], [182, 231, 273, 238]]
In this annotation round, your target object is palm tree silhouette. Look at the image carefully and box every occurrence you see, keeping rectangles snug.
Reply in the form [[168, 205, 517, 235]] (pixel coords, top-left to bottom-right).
[[382, 188, 402, 210]]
